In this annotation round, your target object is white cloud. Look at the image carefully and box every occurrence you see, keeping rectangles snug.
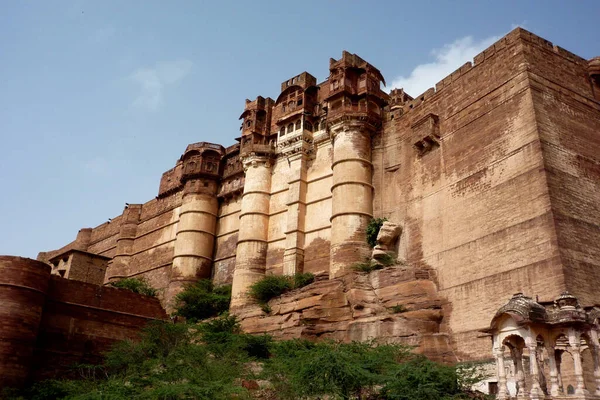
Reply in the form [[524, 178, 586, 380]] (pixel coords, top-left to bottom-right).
[[130, 60, 193, 111], [390, 35, 499, 97]]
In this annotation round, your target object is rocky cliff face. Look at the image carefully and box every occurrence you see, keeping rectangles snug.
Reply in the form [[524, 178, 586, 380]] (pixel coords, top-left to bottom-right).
[[236, 264, 456, 363]]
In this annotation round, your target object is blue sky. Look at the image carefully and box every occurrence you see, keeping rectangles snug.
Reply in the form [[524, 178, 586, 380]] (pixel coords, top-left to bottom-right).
[[1, 1, 599, 258]]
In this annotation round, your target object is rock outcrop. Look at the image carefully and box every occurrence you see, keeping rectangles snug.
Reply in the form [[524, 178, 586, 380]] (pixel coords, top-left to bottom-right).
[[237, 264, 456, 363]]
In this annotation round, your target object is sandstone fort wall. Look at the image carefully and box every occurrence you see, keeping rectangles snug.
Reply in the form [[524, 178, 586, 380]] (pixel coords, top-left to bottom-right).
[[34, 28, 600, 362]]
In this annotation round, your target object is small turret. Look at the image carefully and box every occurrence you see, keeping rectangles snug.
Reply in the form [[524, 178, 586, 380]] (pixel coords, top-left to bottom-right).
[[238, 97, 275, 157]]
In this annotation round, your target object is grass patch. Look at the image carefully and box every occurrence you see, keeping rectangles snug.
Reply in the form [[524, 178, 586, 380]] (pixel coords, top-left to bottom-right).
[[352, 261, 384, 273], [109, 277, 157, 297], [376, 253, 397, 266], [174, 280, 231, 322], [390, 304, 408, 314]]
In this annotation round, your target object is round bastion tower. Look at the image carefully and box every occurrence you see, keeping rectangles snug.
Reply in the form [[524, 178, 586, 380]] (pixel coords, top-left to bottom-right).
[[166, 143, 225, 306], [325, 52, 388, 278], [230, 96, 275, 308], [0, 256, 51, 388]]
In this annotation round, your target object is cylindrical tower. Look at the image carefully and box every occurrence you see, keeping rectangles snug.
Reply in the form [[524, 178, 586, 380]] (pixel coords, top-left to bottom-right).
[[166, 144, 224, 307], [324, 51, 388, 278], [0, 256, 51, 388], [231, 154, 272, 308], [106, 204, 141, 282], [329, 120, 375, 277]]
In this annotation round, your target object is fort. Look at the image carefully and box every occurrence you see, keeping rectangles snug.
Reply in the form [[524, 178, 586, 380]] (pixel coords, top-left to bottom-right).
[[2, 28, 600, 396]]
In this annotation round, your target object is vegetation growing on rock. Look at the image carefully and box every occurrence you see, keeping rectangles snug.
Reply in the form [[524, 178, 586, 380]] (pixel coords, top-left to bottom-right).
[[109, 277, 157, 297], [3, 317, 491, 400], [249, 272, 315, 305], [173, 279, 231, 322], [366, 217, 387, 248]]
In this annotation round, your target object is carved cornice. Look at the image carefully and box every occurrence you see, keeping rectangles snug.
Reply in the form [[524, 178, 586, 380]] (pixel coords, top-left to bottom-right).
[[276, 131, 315, 158], [328, 117, 379, 138], [241, 154, 273, 171]]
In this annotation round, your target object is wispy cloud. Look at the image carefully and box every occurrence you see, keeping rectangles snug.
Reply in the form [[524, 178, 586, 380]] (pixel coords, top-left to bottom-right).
[[390, 35, 499, 96], [129, 60, 193, 111]]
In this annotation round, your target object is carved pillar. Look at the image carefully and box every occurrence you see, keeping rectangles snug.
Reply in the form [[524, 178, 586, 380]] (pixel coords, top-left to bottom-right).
[[511, 346, 527, 399], [283, 152, 307, 276], [495, 345, 509, 400], [167, 178, 219, 305], [106, 204, 141, 282], [569, 330, 586, 395], [231, 155, 272, 308], [329, 120, 374, 278], [546, 344, 561, 396], [526, 340, 542, 399], [590, 329, 600, 396]]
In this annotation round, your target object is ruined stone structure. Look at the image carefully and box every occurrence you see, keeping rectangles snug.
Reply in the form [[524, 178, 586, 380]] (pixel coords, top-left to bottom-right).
[[488, 293, 600, 399], [32, 27, 600, 370]]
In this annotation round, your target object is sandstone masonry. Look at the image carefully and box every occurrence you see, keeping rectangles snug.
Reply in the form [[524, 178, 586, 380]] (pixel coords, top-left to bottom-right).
[[35, 28, 600, 362]]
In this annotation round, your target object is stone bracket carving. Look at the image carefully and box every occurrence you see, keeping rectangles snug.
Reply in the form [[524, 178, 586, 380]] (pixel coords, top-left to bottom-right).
[[411, 113, 440, 155]]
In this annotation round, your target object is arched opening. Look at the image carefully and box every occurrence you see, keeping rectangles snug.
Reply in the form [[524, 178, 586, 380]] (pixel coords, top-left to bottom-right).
[[287, 123, 293, 134], [536, 334, 550, 396], [503, 334, 527, 397], [295, 120, 301, 131], [581, 334, 596, 393], [556, 334, 576, 394]]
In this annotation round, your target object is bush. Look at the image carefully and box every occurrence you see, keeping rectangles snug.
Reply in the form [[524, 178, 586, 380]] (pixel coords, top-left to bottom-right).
[[249, 275, 292, 304], [174, 280, 231, 322], [390, 304, 408, 313], [366, 217, 388, 248], [263, 340, 411, 400], [109, 277, 157, 297], [293, 272, 315, 288], [249, 272, 315, 304], [379, 356, 462, 400]]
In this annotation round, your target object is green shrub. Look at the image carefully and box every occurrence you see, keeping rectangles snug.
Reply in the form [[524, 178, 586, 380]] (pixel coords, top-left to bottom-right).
[[377, 253, 397, 266], [366, 217, 388, 248], [390, 304, 408, 313], [249, 275, 292, 304], [293, 272, 315, 288], [263, 340, 411, 400], [379, 356, 462, 400], [174, 280, 231, 322], [109, 277, 157, 297], [249, 272, 315, 304]]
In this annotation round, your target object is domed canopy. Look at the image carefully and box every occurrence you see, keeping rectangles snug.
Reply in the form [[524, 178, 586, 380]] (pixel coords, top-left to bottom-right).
[[490, 293, 547, 329]]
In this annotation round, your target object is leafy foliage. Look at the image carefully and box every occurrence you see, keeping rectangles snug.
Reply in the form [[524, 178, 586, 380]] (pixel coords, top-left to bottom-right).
[[174, 279, 231, 322], [5, 317, 491, 400], [366, 217, 388, 248], [293, 272, 315, 288], [249, 272, 315, 305], [109, 277, 157, 297], [263, 339, 411, 400], [390, 304, 408, 313]]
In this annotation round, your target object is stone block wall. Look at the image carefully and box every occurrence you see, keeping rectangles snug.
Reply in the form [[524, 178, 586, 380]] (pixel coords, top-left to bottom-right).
[[0, 256, 167, 388]]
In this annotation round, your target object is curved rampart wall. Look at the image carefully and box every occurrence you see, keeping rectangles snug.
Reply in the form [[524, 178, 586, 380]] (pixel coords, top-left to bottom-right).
[[0, 256, 51, 389]]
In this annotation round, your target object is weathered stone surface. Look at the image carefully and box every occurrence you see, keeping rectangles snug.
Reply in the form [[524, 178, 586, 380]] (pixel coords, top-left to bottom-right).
[[372, 221, 402, 261], [33, 28, 600, 366], [237, 264, 455, 362]]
